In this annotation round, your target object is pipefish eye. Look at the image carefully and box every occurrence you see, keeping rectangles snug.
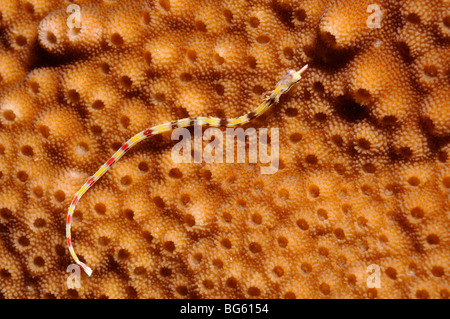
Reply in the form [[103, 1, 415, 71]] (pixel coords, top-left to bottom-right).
[[279, 73, 294, 86], [291, 73, 301, 83]]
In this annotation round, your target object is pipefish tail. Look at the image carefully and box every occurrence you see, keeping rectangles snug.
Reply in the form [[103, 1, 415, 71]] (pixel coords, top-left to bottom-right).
[[66, 65, 309, 276]]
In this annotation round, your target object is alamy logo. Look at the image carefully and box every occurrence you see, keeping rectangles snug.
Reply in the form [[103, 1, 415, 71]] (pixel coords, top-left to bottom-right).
[[171, 123, 280, 174], [66, 4, 81, 29], [66, 264, 81, 289], [366, 4, 383, 29], [366, 264, 381, 288]]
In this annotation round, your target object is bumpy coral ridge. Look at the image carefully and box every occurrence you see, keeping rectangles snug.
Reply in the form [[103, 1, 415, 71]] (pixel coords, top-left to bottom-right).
[[0, 0, 449, 299]]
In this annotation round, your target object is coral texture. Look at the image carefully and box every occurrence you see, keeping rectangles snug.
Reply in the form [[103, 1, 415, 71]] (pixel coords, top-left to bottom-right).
[[0, 0, 449, 299]]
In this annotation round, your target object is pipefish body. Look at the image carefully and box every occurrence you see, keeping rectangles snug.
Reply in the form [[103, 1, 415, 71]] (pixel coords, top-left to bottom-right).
[[66, 65, 309, 276]]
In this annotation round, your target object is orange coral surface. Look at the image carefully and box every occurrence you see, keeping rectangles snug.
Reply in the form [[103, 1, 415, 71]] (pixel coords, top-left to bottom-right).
[[0, 0, 449, 298]]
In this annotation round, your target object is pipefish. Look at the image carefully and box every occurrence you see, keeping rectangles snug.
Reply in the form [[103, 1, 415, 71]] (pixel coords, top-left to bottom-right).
[[67, 65, 309, 276]]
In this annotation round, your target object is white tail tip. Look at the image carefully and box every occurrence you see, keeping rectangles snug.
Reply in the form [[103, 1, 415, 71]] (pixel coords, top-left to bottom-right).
[[79, 262, 93, 276], [85, 267, 93, 277]]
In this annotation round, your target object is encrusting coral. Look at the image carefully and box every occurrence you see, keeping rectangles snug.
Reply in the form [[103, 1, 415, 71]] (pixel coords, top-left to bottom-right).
[[0, 0, 449, 299]]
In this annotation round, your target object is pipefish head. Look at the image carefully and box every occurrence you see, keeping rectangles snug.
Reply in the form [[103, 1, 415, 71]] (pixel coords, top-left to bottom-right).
[[276, 64, 309, 95]]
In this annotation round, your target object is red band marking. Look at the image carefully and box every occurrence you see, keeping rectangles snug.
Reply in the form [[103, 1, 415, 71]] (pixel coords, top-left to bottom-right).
[[144, 129, 153, 136], [88, 177, 94, 184], [67, 237, 71, 247], [107, 157, 115, 166], [121, 144, 128, 150], [72, 197, 78, 206], [67, 215, 71, 224]]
